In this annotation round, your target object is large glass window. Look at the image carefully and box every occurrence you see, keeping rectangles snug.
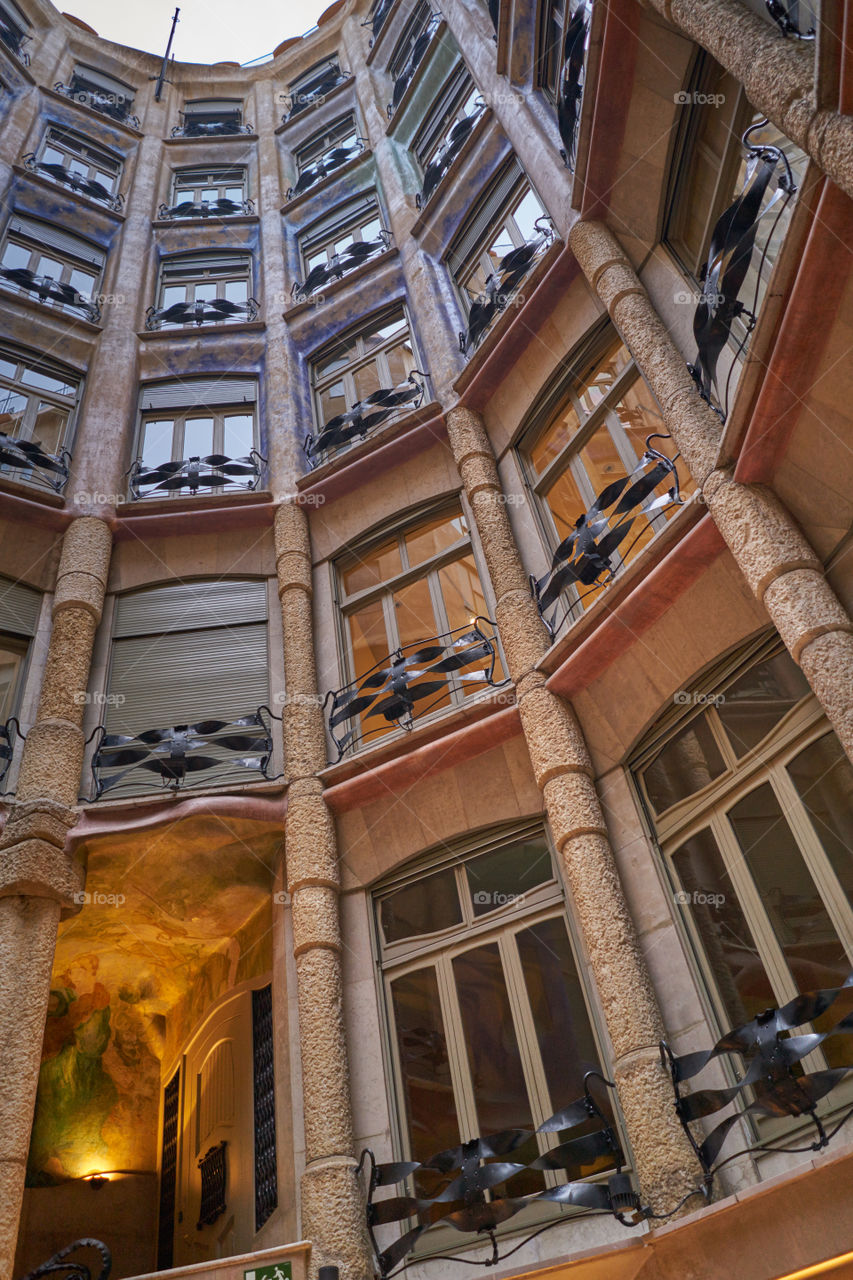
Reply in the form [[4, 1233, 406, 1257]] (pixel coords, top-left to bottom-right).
[[300, 194, 385, 280], [32, 127, 122, 206], [635, 644, 853, 1053], [412, 65, 481, 176], [0, 215, 104, 318], [63, 64, 136, 126], [285, 57, 347, 120], [295, 114, 359, 172], [150, 252, 253, 328], [0, 346, 80, 490], [176, 98, 246, 136], [376, 829, 617, 1204], [310, 309, 416, 430], [168, 166, 248, 212]]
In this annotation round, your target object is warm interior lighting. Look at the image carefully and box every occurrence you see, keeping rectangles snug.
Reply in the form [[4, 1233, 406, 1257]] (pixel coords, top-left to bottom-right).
[[774, 1251, 853, 1280]]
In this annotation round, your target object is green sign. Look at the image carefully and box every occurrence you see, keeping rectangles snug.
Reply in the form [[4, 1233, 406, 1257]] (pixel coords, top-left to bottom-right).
[[244, 1263, 292, 1280]]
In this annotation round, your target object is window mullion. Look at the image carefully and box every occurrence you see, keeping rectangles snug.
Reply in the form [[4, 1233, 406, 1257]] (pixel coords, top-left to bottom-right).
[[499, 931, 553, 1137], [435, 953, 480, 1140]]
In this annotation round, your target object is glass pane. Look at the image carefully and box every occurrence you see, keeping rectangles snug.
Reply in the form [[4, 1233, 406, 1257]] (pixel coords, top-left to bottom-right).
[[341, 538, 401, 596], [194, 281, 217, 303], [543, 462, 586, 545], [39, 256, 64, 280], [728, 782, 850, 993], [393, 575, 439, 647], [788, 733, 853, 916], [21, 368, 74, 395], [717, 650, 810, 757], [224, 278, 248, 304], [317, 343, 352, 377], [381, 866, 462, 944], [642, 714, 727, 813], [530, 400, 581, 476], [0, 388, 27, 436], [361, 216, 381, 243], [31, 402, 67, 453], [347, 598, 390, 679], [94, 168, 115, 191], [68, 268, 95, 297], [511, 188, 544, 242], [405, 513, 468, 567], [141, 419, 175, 468], [390, 968, 460, 1164], [222, 413, 254, 457], [353, 358, 381, 403], [465, 836, 552, 916], [319, 381, 346, 423], [2, 242, 30, 271], [202, 187, 219, 203], [576, 342, 632, 416], [183, 417, 213, 458], [672, 826, 776, 1027], [162, 284, 186, 309], [225, 187, 243, 203], [386, 332, 415, 385], [42, 146, 64, 166], [437, 554, 488, 631], [0, 643, 23, 721]]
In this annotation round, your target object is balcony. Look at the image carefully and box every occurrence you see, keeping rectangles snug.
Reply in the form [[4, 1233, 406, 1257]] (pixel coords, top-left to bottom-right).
[[90, 707, 277, 799], [0, 430, 70, 492], [459, 217, 555, 353], [0, 15, 29, 63], [286, 137, 366, 201], [416, 101, 486, 208], [145, 296, 259, 330], [23, 152, 123, 211], [325, 619, 501, 759], [282, 63, 350, 123], [364, 0, 395, 41], [0, 263, 100, 321], [171, 115, 253, 139], [304, 371, 427, 466], [387, 13, 440, 119], [291, 231, 391, 302], [556, 0, 591, 171], [53, 79, 139, 130], [128, 449, 265, 500], [158, 196, 255, 220]]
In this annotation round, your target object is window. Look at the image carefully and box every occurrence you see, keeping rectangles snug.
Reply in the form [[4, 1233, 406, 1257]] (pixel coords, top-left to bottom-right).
[[175, 99, 247, 137], [0, 576, 40, 788], [295, 114, 359, 172], [412, 65, 480, 175], [161, 167, 249, 218], [634, 641, 853, 1060], [148, 251, 255, 328], [521, 331, 694, 619], [298, 193, 386, 291], [336, 505, 498, 744], [61, 65, 137, 126], [285, 57, 347, 120], [311, 308, 416, 432], [387, 0, 436, 102], [29, 127, 122, 208], [0, 346, 80, 491], [0, 0, 30, 63], [0, 215, 104, 320], [98, 579, 270, 797], [376, 828, 617, 1205], [132, 377, 259, 498]]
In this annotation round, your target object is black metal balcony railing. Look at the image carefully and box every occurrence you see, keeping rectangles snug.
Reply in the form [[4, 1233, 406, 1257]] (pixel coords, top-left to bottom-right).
[[363, 0, 394, 40], [325, 619, 501, 759], [416, 102, 486, 208], [765, 0, 815, 37], [459, 216, 555, 353], [0, 264, 101, 321], [0, 717, 23, 788], [20, 1239, 112, 1280], [282, 65, 350, 123], [0, 431, 70, 491], [291, 230, 392, 302], [689, 119, 797, 419], [557, 0, 590, 171], [145, 296, 259, 329], [386, 14, 441, 118], [360, 1073, 640, 1276], [53, 81, 140, 130], [304, 371, 428, 466], [158, 196, 255, 220], [661, 973, 853, 1192], [90, 708, 277, 798], [0, 19, 30, 64], [23, 152, 124, 211], [128, 449, 265, 499], [286, 138, 366, 201], [171, 116, 254, 138], [532, 434, 683, 636]]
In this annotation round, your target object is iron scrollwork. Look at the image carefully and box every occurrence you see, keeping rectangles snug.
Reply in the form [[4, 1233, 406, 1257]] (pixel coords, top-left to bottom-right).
[[765, 0, 815, 37], [283, 64, 350, 123], [18, 1240, 111, 1280], [531, 434, 683, 636], [660, 974, 853, 1189], [689, 119, 797, 418], [286, 138, 366, 201], [171, 117, 253, 138], [304, 371, 428, 465], [23, 153, 124, 211], [416, 102, 486, 208], [90, 707, 278, 798], [0, 717, 24, 787], [0, 431, 70, 491], [53, 82, 140, 130], [0, 265, 100, 322], [459, 216, 555, 353], [325, 619, 502, 760], [360, 1073, 639, 1276], [145, 296, 259, 329], [387, 14, 441, 119], [128, 449, 265, 499], [291, 230, 392, 302], [557, 0, 590, 171], [158, 196, 254, 219]]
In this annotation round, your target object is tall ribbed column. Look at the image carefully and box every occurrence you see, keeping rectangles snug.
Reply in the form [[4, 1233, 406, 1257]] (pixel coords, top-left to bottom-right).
[[569, 219, 853, 761], [274, 503, 372, 1280], [641, 0, 853, 198], [445, 406, 701, 1211], [0, 516, 112, 1280]]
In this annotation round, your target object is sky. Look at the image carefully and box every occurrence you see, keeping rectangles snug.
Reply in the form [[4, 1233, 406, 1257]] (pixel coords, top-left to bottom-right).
[[62, 0, 333, 66]]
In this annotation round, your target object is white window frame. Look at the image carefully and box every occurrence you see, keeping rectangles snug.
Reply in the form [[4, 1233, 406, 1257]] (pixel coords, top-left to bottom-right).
[[310, 307, 417, 431], [295, 113, 359, 172], [300, 193, 384, 278], [170, 166, 248, 208], [0, 217, 104, 315], [35, 126, 123, 202], [154, 251, 253, 325]]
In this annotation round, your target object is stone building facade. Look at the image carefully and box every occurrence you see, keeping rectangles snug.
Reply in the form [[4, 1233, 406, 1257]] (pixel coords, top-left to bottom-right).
[[0, 0, 852, 1278]]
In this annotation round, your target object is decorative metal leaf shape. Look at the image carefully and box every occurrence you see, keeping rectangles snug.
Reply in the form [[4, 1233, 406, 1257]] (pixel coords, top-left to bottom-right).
[[287, 140, 365, 200], [145, 297, 259, 329], [557, 1, 590, 170], [0, 431, 69, 489], [19, 1238, 112, 1280], [23, 154, 123, 210], [129, 451, 264, 499], [158, 197, 253, 219], [419, 106, 485, 206], [459, 220, 555, 353], [304, 372, 427, 463], [387, 15, 440, 117], [292, 233, 391, 300], [0, 265, 100, 321]]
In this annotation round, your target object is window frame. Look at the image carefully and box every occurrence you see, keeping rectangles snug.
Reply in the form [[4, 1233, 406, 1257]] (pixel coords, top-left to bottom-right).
[[66, 64, 137, 125], [0, 217, 104, 317], [0, 344, 81, 465], [412, 63, 480, 175], [153, 250, 254, 325], [309, 306, 418, 433], [300, 192, 385, 278], [295, 113, 360, 172], [170, 165, 248, 208], [34, 126, 123, 203], [178, 98, 245, 134], [386, 0, 434, 80], [286, 56, 346, 119]]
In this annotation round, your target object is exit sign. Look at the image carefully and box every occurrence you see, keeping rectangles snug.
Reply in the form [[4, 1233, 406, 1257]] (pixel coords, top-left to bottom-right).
[[245, 1264, 292, 1280]]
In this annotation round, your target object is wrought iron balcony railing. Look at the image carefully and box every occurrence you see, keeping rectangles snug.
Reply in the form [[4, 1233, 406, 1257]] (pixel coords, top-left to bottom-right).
[[661, 972, 853, 1192], [90, 707, 278, 798], [291, 230, 392, 302], [23, 152, 124, 211], [304, 371, 427, 466], [0, 431, 70, 491], [532, 434, 683, 636], [458, 216, 554, 353], [53, 81, 140, 130], [20, 1239, 111, 1280], [286, 138, 366, 200], [416, 102, 486, 208], [386, 13, 440, 118], [557, 0, 590, 171], [171, 117, 253, 138], [360, 1073, 640, 1276], [325, 619, 501, 759], [363, 0, 395, 40], [158, 196, 255, 219], [282, 65, 350, 123], [145, 296, 259, 329], [128, 449, 265, 499], [0, 264, 100, 321], [765, 0, 815, 37], [689, 119, 797, 419], [0, 717, 23, 788], [0, 19, 29, 63]]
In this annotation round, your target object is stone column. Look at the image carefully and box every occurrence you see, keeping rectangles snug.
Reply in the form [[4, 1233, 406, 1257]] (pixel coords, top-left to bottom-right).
[[0, 515, 112, 1280], [641, 0, 853, 199], [569, 218, 853, 761], [446, 406, 701, 1212], [274, 503, 372, 1279]]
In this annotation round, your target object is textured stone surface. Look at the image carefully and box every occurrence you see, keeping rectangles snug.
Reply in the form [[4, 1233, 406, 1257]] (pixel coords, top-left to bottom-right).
[[292, 886, 344, 957], [52, 516, 112, 620], [705, 476, 819, 598], [517, 683, 593, 786], [300, 1157, 373, 1279], [615, 1049, 703, 1213], [33, 609, 96, 726], [294, 947, 354, 1159], [13, 721, 85, 810], [799, 631, 853, 753]]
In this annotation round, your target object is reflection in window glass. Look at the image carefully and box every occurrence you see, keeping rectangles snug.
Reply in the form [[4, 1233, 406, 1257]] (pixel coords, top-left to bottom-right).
[[390, 967, 460, 1163], [717, 650, 810, 757], [642, 713, 727, 813], [381, 867, 462, 944], [466, 837, 552, 915]]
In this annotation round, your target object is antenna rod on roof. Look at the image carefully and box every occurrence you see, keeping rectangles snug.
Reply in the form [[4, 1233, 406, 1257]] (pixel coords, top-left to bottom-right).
[[154, 7, 180, 101]]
